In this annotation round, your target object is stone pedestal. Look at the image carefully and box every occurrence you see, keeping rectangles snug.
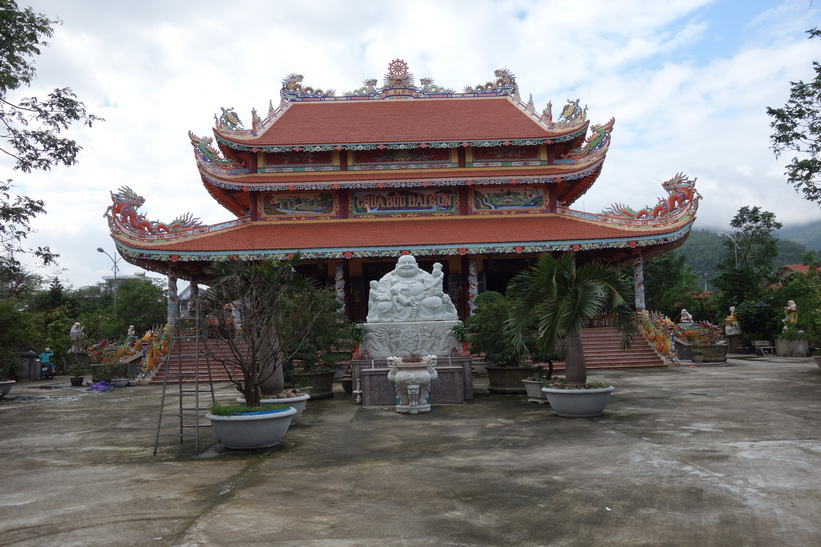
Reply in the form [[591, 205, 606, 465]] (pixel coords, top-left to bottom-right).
[[361, 321, 461, 358], [352, 355, 472, 406]]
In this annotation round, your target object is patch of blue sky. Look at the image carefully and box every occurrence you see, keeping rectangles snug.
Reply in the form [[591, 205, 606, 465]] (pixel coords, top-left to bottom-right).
[[614, 0, 812, 75]]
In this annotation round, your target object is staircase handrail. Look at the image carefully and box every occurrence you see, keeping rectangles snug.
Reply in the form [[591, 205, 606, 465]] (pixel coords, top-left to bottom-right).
[[640, 311, 680, 366]]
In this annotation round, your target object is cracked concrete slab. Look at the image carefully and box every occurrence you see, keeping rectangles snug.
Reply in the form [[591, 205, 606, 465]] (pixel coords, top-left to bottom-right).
[[1, 356, 821, 546]]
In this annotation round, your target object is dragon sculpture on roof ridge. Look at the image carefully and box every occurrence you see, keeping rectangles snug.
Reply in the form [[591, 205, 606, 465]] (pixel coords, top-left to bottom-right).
[[603, 173, 701, 220], [189, 131, 239, 168], [562, 117, 615, 160], [463, 68, 517, 94], [106, 185, 202, 235]]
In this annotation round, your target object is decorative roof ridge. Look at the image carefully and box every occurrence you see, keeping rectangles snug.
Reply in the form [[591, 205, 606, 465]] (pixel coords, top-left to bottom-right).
[[207, 59, 592, 142], [599, 173, 701, 223]]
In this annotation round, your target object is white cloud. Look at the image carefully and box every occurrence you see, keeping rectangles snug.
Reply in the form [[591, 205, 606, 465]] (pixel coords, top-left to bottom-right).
[[7, 0, 820, 289]]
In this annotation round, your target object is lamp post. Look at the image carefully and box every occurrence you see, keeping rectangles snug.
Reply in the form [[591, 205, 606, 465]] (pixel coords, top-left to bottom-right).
[[97, 247, 121, 315], [717, 232, 739, 268]]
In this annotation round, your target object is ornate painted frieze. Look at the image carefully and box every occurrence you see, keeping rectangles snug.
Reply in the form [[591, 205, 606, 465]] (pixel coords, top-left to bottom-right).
[[470, 186, 546, 214], [260, 192, 337, 219], [470, 144, 542, 167], [350, 147, 453, 170], [261, 149, 336, 173]]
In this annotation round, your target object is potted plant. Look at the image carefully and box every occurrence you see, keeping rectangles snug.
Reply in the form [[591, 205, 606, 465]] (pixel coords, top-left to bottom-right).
[[205, 402, 296, 449], [67, 357, 86, 387], [235, 387, 311, 426], [689, 340, 705, 363], [452, 322, 470, 355], [349, 322, 366, 358], [676, 322, 725, 362], [522, 365, 551, 404], [467, 291, 530, 393], [199, 256, 342, 448], [284, 293, 349, 399], [507, 253, 637, 417]]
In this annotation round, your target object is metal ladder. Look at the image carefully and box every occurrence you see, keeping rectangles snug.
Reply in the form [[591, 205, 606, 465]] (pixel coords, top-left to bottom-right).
[[153, 309, 216, 455]]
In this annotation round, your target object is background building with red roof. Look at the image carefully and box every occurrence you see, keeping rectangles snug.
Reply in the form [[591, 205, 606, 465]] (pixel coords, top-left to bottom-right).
[[105, 60, 699, 321]]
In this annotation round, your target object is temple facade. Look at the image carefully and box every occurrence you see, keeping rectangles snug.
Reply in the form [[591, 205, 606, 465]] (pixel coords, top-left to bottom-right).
[[105, 60, 699, 321]]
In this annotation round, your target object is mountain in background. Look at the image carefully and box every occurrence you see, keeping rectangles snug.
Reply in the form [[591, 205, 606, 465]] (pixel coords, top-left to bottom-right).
[[672, 224, 816, 291], [778, 218, 821, 251]]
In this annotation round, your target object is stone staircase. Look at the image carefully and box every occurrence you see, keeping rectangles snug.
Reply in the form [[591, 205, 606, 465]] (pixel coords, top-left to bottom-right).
[[150, 338, 241, 384], [579, 327, 666, 369]]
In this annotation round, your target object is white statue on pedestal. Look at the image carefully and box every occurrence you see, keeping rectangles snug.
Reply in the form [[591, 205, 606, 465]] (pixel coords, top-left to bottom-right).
[[366, 255, 457, 322]]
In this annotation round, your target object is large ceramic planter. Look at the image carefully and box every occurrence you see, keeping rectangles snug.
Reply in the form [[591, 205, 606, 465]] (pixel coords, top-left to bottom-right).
[[69, 377, 84, 387], [290, 371, 336, 400], [702, 344, 727, 362], [775, 337, 808, 357], [205, 407, 296, 449], [0, 379, 15, 399], [236, 393, 310, 425], [486, 366, 532, 394], [522, 379, 549, 404], [541, 385, 615, 417]]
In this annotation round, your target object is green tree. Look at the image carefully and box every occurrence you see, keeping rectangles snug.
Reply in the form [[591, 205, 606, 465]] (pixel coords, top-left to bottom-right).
[[200, 257, 342, 407], [466, 291, 524, 367], [767, 28, 821, 204], [506, 253, 636, 387], [0, 296, 40, 378], [110, 278, 166, 339], [643, 253, 702, 319], [1, 1, 102, 172], [0, 1, 101, 298], [713, 207, 783, 337]]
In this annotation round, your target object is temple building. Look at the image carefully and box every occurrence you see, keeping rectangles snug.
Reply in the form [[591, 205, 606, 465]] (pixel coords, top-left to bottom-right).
[[105, 59, 699, 321]]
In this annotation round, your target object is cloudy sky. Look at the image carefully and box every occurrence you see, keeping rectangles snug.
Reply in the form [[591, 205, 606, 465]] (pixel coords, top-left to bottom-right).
[[5, 0, 820, 289]]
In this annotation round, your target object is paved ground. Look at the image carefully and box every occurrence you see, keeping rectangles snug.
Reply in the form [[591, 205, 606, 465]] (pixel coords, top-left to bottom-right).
[[1, 355, 821, 546]]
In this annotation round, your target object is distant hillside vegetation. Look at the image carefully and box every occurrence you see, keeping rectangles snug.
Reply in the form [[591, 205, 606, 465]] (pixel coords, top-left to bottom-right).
[[778, 219, 821, 251]]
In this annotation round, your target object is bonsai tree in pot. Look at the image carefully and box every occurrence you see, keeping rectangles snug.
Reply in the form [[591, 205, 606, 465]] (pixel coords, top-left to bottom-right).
[[282, 291, 348, 399], [199, 256, 340, 408], [506, 253, 636, 414], [467, 291, 529, 393]]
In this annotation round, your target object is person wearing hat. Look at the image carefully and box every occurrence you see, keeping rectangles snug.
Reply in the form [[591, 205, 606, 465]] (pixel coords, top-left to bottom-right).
[[39, 348, 55, 379]]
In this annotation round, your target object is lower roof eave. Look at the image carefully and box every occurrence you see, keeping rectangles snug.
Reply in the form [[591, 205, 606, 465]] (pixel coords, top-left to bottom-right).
[[111, 220, 694, 276]]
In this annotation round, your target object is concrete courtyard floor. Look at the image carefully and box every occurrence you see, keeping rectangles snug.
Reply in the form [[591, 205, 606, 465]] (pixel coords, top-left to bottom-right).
[[2, 355, 821, 546]]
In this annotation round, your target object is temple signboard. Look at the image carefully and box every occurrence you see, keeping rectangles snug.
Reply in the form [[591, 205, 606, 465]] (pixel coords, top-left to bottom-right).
[[352, 189, 457, 216]]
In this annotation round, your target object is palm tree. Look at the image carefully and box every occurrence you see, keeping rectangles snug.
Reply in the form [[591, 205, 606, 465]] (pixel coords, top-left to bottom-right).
[[506, 253, 637, 387]]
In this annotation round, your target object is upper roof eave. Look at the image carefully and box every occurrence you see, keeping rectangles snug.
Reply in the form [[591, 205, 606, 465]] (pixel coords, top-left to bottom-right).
[[212, 96, 591, 151]]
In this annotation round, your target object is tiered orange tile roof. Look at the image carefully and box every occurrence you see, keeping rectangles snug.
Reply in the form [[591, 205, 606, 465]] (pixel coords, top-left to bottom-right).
[[218, 97, 581, 147], [114, 213, 692, 260]]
